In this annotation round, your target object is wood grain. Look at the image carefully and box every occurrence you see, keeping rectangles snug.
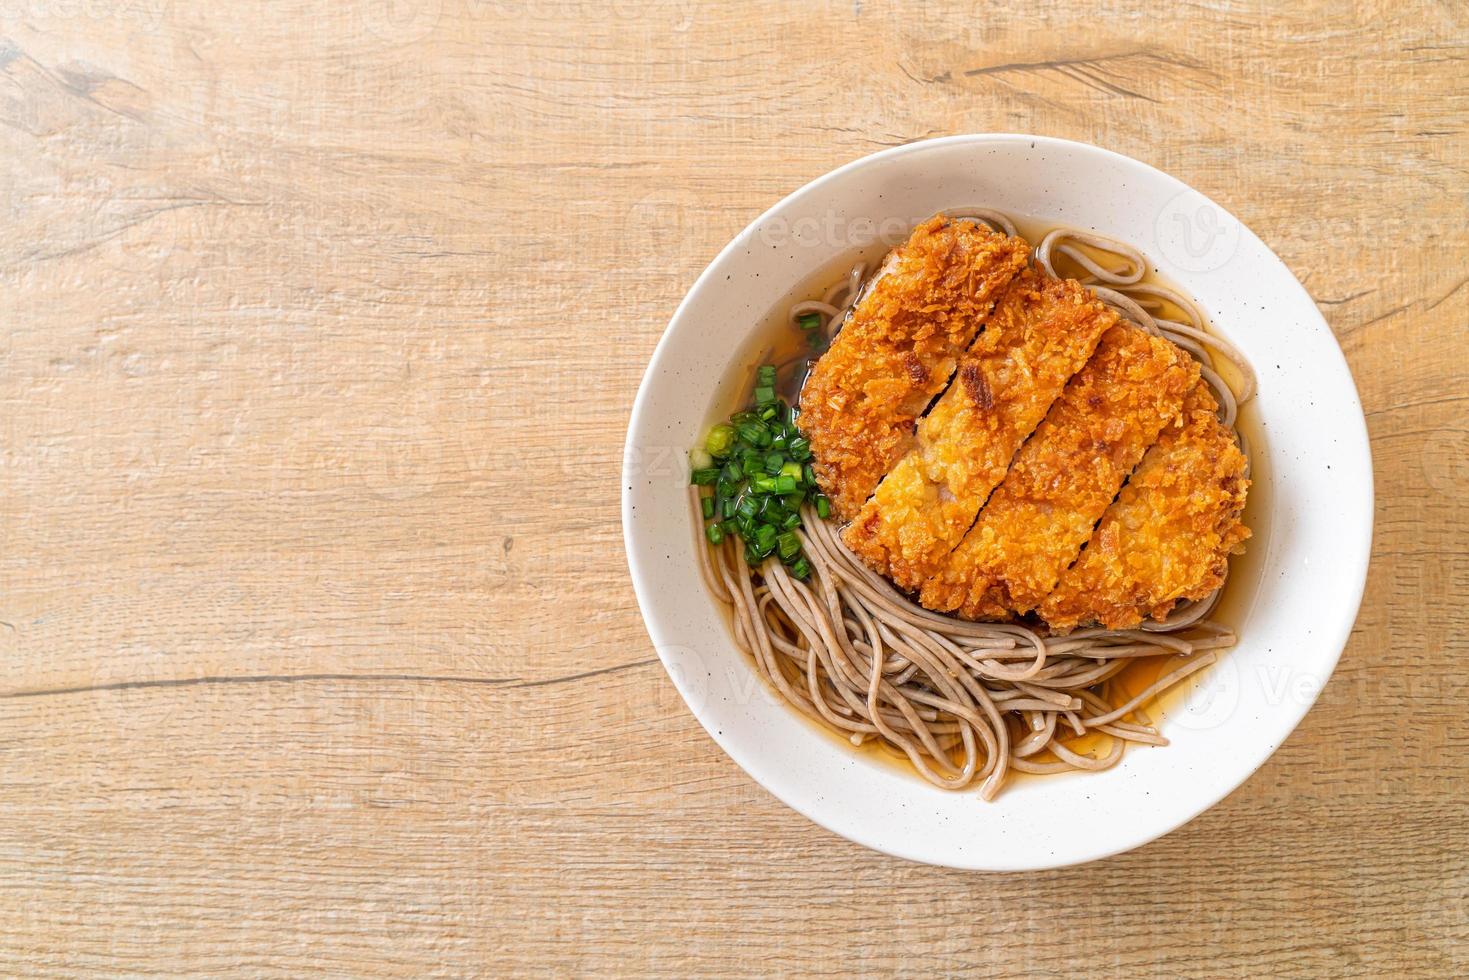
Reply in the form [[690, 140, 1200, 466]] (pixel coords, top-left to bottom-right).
[[1, 1, 1465, 975]]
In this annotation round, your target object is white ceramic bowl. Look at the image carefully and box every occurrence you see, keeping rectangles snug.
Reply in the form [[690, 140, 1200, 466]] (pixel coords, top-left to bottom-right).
[[622, 134, 1372, 870]]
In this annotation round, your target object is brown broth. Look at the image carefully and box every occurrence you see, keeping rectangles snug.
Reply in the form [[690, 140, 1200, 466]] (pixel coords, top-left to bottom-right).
[[705, 242, 891, 420]]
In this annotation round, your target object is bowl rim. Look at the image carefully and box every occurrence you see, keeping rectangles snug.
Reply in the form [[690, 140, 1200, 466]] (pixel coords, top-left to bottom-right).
[[622, 133, 1374, 870]]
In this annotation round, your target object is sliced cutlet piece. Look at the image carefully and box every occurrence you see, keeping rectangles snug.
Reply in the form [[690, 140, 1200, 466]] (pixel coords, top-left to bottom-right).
[[921, 323, 1199, 620], [842, 268, 1117, 591], [1038, 381, 1251, 633], [797, 216, 1030, 520]]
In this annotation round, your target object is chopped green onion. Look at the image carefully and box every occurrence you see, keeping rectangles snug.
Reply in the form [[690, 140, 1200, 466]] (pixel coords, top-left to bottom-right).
[[705, 423, 737, 458], [690, 368, 838, 578], [797, 313, 820, 332], [736, 421, 769, 447]]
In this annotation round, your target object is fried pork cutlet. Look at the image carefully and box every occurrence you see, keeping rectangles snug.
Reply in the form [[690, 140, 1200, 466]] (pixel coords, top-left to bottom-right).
[[920, 323, 1199, 620], [842, 268, 1117, 591], [1038, 381, 1251, 632], [797, 216, 1030, 520]]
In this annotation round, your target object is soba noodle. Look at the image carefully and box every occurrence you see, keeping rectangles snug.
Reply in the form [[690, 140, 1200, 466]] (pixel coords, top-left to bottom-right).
[[694, 210, 1254, 798]]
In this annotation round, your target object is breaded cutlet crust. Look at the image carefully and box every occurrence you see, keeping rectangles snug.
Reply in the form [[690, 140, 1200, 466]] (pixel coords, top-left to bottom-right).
[[797, 216, 1029, 521], [842, 267, 1117, 591], [1037, 381, 1251, 633], [920, 323, 1199, 620]]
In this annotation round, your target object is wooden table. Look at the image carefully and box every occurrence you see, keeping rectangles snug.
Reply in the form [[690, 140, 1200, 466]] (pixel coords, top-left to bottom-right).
[[2, 2, 1464, 974]]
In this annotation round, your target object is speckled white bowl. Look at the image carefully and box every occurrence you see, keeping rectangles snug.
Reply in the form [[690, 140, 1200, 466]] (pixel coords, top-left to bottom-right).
[[622, 134, 1372, 870]]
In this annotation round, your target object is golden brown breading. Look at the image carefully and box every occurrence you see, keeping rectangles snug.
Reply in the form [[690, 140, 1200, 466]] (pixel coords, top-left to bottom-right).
[[1037, 382, 1251, 632], [842, 267, 1117, 591], [797, 216, 1030, 520], [920, 324, 1199, 620]]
